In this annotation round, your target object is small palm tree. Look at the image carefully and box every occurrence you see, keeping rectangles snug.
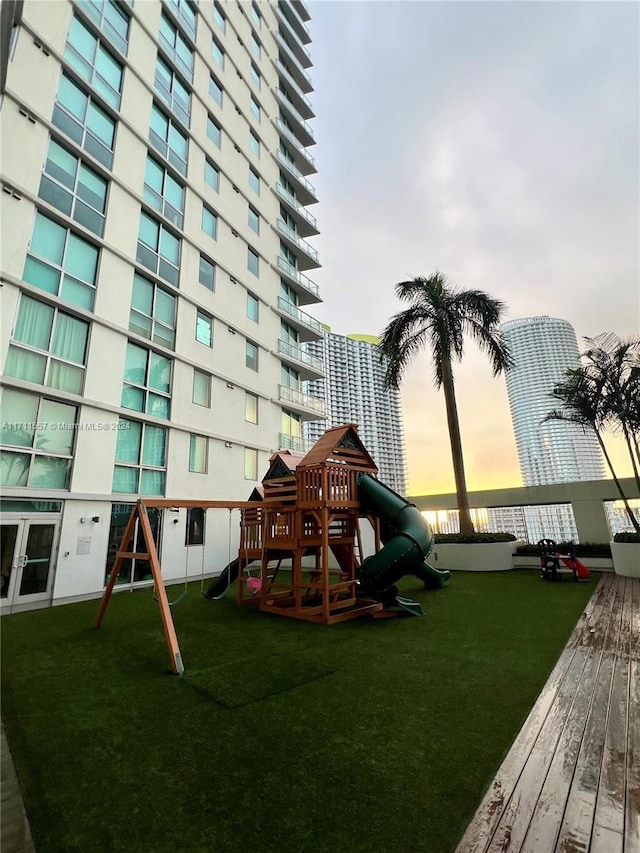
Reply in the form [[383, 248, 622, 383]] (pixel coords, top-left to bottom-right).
[[545, 338, 640, 535], [378, 272, 512, 535]]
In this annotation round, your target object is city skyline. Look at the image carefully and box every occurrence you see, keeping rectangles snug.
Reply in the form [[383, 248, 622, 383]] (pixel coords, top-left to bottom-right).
[[306, 0, 638, 495]]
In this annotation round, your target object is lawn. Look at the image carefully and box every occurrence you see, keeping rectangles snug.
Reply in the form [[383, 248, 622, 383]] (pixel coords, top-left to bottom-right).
[[1, 570, 597, 853]]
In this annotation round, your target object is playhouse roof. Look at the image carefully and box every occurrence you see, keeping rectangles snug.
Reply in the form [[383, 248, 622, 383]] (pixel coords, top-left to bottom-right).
[[298, 424, 378, 471], [262, 450, 307, 482]]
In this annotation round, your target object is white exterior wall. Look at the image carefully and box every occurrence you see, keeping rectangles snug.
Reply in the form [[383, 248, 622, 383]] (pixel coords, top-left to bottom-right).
[[0, 0, 323, 606]]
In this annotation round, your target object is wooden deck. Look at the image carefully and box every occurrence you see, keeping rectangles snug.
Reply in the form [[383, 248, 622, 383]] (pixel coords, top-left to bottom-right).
[[456, 573, 640, 853]]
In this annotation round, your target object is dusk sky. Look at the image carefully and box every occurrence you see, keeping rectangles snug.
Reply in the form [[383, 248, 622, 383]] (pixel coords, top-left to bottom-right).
[[304, 0, 639, 494]]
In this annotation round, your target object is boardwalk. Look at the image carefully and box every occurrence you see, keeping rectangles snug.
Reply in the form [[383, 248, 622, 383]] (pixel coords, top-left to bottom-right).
[[457, 573, 640, 853]]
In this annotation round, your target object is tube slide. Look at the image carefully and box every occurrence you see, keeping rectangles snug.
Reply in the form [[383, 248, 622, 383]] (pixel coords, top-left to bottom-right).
[[356, 473, 450, 613]]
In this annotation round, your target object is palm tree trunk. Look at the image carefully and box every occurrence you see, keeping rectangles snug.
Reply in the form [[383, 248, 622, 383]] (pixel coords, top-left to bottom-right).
[[622, 423, 640, 493], [440, 357, 475, 535], [595, 429, 640, 534]]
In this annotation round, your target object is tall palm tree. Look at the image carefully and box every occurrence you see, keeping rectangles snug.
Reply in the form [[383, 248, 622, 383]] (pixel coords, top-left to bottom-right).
[[378, 272, 512, 535]]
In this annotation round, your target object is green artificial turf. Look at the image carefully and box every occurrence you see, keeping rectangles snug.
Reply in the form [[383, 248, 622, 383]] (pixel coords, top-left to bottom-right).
[[1, 570, 597, 853]]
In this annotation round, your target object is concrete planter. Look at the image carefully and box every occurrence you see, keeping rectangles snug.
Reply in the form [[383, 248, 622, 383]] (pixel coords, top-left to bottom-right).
[[610, 542, 640, 578], [429, 541, 517, 572]]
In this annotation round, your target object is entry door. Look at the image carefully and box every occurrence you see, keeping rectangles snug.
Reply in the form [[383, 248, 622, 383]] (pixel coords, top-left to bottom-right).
[[0, 518, 58, 610]]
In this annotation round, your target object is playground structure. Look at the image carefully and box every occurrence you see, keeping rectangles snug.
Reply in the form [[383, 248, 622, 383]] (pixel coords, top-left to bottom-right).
[[95, 425, 449, 674], [538, 539, 590, 582]]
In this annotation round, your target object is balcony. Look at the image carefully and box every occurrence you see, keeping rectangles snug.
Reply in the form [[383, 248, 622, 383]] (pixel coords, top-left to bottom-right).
[[273, 183, 319, 238], [275, 32, 312, 86], [291, 0, 311, 23], [275, 91, 315, 148], [276, 220, 319, 270], [274, 117, 316, 175], [278, 432, 311, 454], [278, 385, 326, 418], [275, 61, 314, 119], [275, 297, 323, 341], [277, 0, 311, 45], [274, 150, 318, 205], [275, 256, 320, 305], [277, 339, 324, 380], [276, 16, 312, 68]]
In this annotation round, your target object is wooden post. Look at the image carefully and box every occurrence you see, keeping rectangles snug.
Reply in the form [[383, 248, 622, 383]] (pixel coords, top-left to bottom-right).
[[94, 504, 138, 629], [138, 500, 184, 676]]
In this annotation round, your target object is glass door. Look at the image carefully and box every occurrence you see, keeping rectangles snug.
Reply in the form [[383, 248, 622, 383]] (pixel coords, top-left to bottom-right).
[[0, 518, 58, 610]]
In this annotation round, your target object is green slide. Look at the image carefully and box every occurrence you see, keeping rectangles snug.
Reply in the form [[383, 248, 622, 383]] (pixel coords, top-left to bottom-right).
[[356, 473, 450, 614]]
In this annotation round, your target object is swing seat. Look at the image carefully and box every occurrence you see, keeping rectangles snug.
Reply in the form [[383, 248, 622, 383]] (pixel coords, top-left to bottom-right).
[[246, 576, 262, 594]]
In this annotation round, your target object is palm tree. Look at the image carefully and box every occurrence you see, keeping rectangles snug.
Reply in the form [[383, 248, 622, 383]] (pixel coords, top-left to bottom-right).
[[378, 272, 512, 535], [545, 362, 640, 535]]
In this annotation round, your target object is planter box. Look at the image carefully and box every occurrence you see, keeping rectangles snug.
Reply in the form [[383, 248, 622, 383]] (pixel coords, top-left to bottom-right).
[[611, 542, 640, 578], [430, 541, 516, 572]]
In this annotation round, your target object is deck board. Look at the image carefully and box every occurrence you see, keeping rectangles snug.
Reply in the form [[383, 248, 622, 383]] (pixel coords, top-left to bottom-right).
[[456, 574, 640, 853]]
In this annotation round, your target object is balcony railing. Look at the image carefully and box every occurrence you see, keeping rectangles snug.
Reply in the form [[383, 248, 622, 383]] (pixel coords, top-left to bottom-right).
[[275, 60, 314, 117], [275, 32, 313, 83], [275, 90, 315, 146], [274, 183, 318, 232], [277, 219, 319, 266], [292, 0, 311, 23], [274, 117, 316, 171], [279, 385, 326, 415], [278, 339, 324, 373], [277, 0, 311, 45], [276, 15, 312, 67], [277, 297, 323, 335], [278, 432, 311, 453], [276, 255, 319, 298], [274, 150, 317, 202]]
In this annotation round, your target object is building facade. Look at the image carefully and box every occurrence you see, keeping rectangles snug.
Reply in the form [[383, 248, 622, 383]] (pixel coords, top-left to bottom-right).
[[0, 0, 324, 611], [501, 316, 605, 542], [304, 331, 408, 495]]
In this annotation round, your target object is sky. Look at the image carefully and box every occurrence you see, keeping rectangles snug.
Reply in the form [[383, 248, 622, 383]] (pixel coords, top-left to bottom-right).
[[303, 0, 640, 495]]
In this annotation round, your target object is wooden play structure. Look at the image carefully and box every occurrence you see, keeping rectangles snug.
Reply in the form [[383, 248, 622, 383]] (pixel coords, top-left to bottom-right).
[[95, 425, 446, 674]]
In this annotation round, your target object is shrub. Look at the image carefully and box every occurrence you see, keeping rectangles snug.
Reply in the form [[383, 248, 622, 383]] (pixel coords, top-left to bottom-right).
[[515, 542, 612, 557], [613, 532, 640, 544], [434, 532, 517, 544]]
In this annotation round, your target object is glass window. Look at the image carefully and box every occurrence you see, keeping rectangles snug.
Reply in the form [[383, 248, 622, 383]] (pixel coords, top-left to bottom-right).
[[209, 75, 223, 107], [250, 63, 261, 90], [24, 212, 99, 311], [245, 392, 258, 424], [112, 418, 166, 495], [248, 206, 259, 235], [143, 154, 184, 228], [192, 369, 211, 407], [154, 56, 191, 128], [149, 102, 188, 175], [250, 33, 261, 59], [1, 389, 76, 489], [249, 96, 261, 123], [248, 167, 260, 195], [39, 138, 108, 237], [121, 341, 172, 419], [201, 205, 217, 239], [245, 340, 258, 371], [246, 292, 259, 322], [64, 15, 123, 109], [129, 273, 176, 349], [207, 115, 221, 148], [5, 295, 89, 395], [244, 447, 258, 480], [247, 247, 259, 277], [186, 506, 205, 543], [159, 13, 194, 81], [189, 435, 208, 474], [136, 211, 180, 286], [250, 4, 261, 29], [211, 37, 224, 69], [213, 3, 226, 32], [196, 310, 213, 347], [249, 131, 260, 158], [199, 255, 215, 291], [163, 0, 197, 40], [204, 159, 220, 192], [53, 74, 116, 168], [79, 0, 130, 56]]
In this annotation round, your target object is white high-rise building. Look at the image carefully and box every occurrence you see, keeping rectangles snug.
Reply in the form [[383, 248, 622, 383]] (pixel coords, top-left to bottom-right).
[[304, 331, 408, 494], [501, 316, 605, 542], [0, 0, 324, 611]]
